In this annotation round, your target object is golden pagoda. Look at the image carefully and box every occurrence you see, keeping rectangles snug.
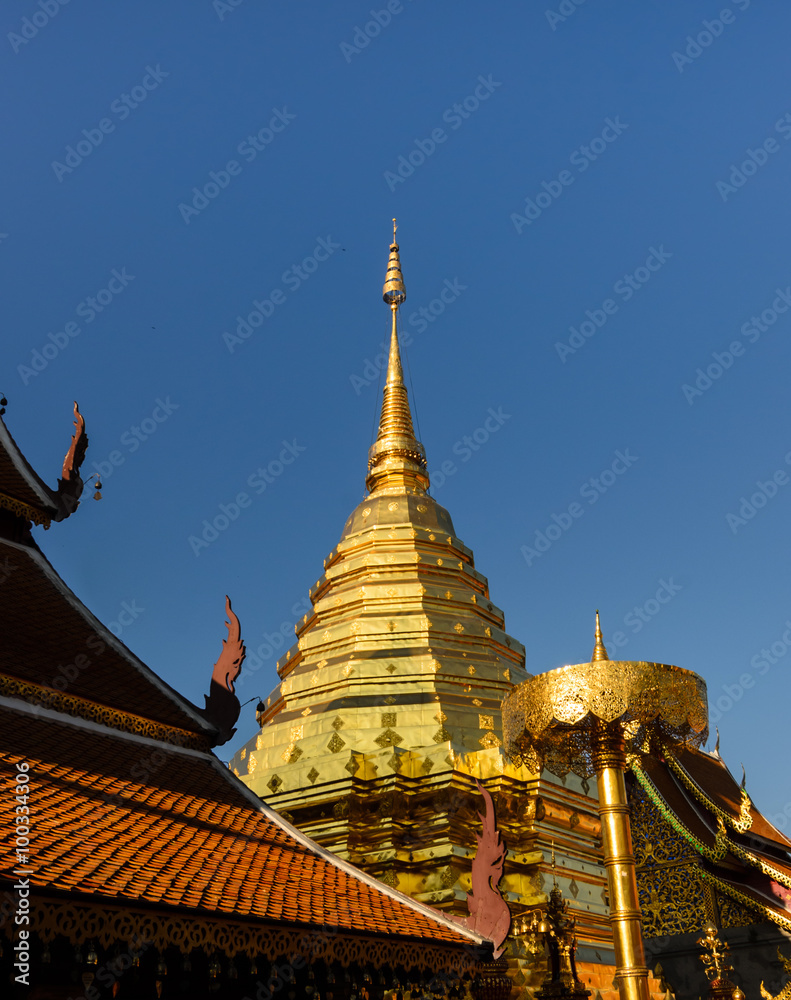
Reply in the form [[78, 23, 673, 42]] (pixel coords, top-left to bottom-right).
[[232, 226, 614, 966]]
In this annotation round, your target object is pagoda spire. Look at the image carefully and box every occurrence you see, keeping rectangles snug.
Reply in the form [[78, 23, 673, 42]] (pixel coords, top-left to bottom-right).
[[366, 221, 429, 496], [591, 609, 609, 662]]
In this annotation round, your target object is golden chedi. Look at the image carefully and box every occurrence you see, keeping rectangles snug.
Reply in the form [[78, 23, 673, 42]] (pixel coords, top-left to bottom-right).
[[231, 227, 612, 961]]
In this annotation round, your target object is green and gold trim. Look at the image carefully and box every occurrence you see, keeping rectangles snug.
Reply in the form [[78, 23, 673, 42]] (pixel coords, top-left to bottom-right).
[[702, 871, 791, 934], [665, 748, 753, 833], [634, 762, 791, 892], [632, 764, 729, 863], [726, 835, 791, 891]]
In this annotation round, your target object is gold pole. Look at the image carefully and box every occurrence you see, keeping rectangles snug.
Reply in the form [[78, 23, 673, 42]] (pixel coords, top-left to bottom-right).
[[592, 724, 650, 1000]]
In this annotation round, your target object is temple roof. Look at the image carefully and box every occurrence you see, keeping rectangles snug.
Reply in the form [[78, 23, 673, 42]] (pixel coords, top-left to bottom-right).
[[0, 417, 60, 513], [672, 744, 791, 850], [0, 535, 214, 740], [633, 745, 791, 931], [0, 404, 87, 531], [0, 700, 483, 948]]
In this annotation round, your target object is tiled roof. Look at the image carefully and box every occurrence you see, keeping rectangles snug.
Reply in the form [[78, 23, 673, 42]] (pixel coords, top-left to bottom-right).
[[0, 417, 60, 514], [0, 537, 214, 736], [635, 748, 791, 929], [0, 701, 483, 948], [672, 745, 791, 849], [702, 865, 791, 930]]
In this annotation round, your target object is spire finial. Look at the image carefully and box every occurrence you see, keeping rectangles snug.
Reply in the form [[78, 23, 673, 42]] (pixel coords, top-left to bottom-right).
[[366, 224, 428, 496], [592, 610, 609, 662], [382, 219, 406, 306]]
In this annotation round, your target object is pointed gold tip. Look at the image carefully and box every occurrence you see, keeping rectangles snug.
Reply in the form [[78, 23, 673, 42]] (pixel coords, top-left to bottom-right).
[[367, 226, 427, 496], [592, 609, 609, 662], [382, 219, 406, 306]]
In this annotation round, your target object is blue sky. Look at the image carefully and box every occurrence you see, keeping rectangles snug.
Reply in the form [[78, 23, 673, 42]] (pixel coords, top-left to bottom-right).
[[3, 0, 791, 822]]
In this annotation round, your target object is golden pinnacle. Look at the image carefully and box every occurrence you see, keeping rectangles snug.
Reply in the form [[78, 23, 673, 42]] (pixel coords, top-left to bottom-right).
[[592, 609, 609, 662], [382, 218, 406, 306], [366, 224, 428, 496]]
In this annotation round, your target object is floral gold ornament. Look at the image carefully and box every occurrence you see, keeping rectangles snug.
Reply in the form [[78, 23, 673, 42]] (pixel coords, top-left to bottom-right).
[[760, 948, 791, 1000], [697, 922, 746, 1000], [698, 922, 733, 983]]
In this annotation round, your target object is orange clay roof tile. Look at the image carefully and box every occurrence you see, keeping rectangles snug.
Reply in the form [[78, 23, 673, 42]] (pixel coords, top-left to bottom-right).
[[0, 704, 479, 948]]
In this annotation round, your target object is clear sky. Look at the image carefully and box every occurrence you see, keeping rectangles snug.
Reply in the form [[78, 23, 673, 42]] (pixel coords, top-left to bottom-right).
[[4, 1, 791, 822]]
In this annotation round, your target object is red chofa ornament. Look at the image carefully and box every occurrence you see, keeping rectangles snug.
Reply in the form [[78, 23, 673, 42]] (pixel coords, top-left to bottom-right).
[[200, 595, 246, 744], [464, 781, 511, 958]]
